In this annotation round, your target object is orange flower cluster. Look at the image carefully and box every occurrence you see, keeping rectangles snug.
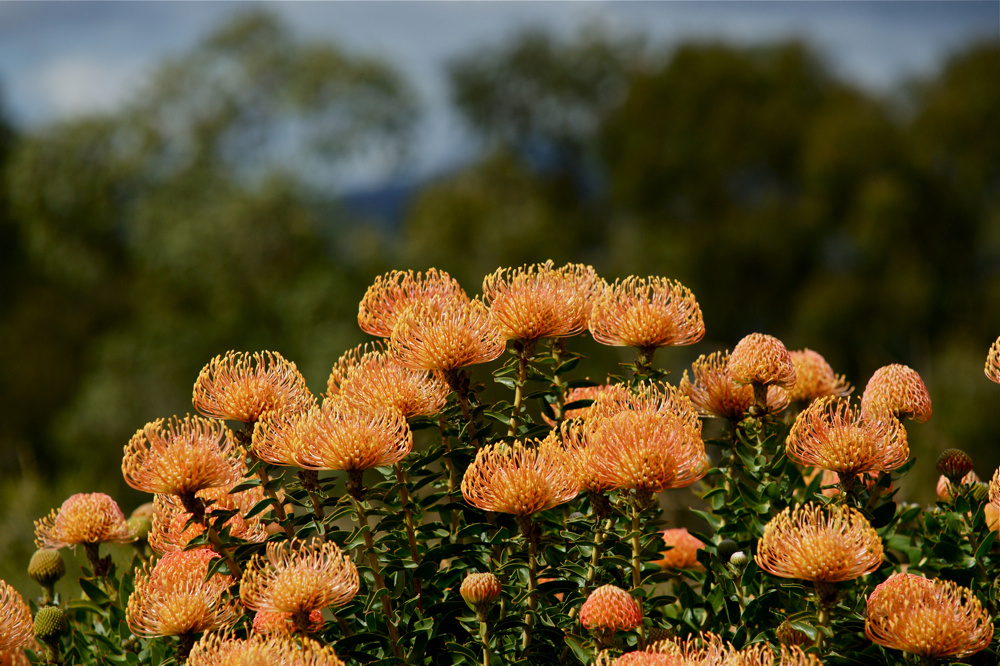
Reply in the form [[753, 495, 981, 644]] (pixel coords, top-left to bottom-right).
[[860, 364, 932, 422], [483, 261, 600, 341], [358, 268, 468, 338], [579, 585, 642, 632], [727, 333, 797, 390], [612, 632, 821, 665], [655, 528, 704, 570], [756, 504, 883, 583], [35, 492, 133, 550], [148, 479, 268, 554], [786, 397, 908, 478], [292, 402, 412, 473], [252, 610, 325, 636], [240, 539, 359, 615], [0, 581, 32, 652], [865, 573, 993, 658], [589, 276, 705, 352], [126, 549, 239, 637], [193, 350, 313, 424], [390, 296, 505, 373], [787, 349, 852, 402], [462, 438, 578, 516], [188, 632, 345, 666], [680, 351, 789, 420]]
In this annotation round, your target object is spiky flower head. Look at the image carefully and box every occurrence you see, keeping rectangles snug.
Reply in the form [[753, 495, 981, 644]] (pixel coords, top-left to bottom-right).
[[860, 364, 932, 422], [291, 402, 412, 474], [358, 268, 468, 338], [727, 333, 797, 389], [786, 396, 908, 479], [462, 437, 578, 516], [126, 549, 239, 637], [633, 633, 822, 665], [775, 620, 812, 648], [326, 342, 449, 418], [986, 336, 1000, 384], [0, 581, 32, 651], [655, 528, 704, 570], [251, 610, 324, 636], [188, 633, 345, 666], [757, 504, 882, 583], [588, 276, 705, 352], [389, 295, 505, 374], [989, 467, 1000, 521], [35, 493, 133, 550], [936, 448, 974, 485], [240, 539, 359, 615], [680, 351, 789, 420], [865, 573, 993, 659], [586, 383, 708, 493], [483, 261, 601, 341], [557, 420, 615, 494], [579, 585, 642, 632], [27, 549, 65, 587], [193, 351, 314, 425], [788, 349, 852, 402], [123, 414, 242, 497], [541, 382, 620, 426], [33, 607, 68, 642], [148, 481, 267, 555], [461, 573, 502, 618], [251, 406, 305, 466]]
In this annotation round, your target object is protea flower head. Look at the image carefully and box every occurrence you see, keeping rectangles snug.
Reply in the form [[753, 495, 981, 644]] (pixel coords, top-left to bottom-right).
[[860, 364, 932, 423], [985, 336, 1000, 384], [588, 276, 705, 353], [460, 572, 502, 619], [0, 581, 32, 651], [461, 437, 578, 518], [148, 480, 268, 555], [188, 632, 345, 666], [126, 549, 239, 637], [655, 528, 704, 570], [240, 539, 360, 615], [122, 414, 243, 498], [680, 350, 789, 420], [251, 610, 324, 636], [633, 633, 821, 665], [787, 349, 852, 402], [326, 342, 449, 418], [865, 573, 993, 659], [358, 268, 468, 338], [482, 261, 601, 342], [541, 381, 620, 426], [579, 585, 642, 634], [727, 333, 797, 390], [757, 504, 883, 583], [936, 448, 974, 485], [251, 406, 305, 466], [557, 420, 615, 495], [786, 396, 908, 480], [34, 493, 133, 550], [193, 351, 314, 425], [27, 549, 65, 587], [33, 607, 68, 642]]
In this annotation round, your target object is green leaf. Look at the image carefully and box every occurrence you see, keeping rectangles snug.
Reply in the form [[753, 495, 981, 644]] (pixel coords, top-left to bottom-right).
[[565, 634, 593, 664], [79, 578, 110, 605], [976, 530, 998, 560]]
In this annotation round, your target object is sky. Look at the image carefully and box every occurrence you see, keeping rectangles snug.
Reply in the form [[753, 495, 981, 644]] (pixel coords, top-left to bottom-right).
[[1, 1, 997, 185]]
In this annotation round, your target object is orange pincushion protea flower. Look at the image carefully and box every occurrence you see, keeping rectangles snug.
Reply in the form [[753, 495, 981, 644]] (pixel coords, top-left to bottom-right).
[[787, 349, 852, 402], [757, 504, 883, 583], [193, 351, 314, 425], [389, 296, 505, 374], [655, 528, 704, 570], [558, 420, 614, 494], [680, 351, 789, 420], [252, 610, 324, 636], [251, 406, 305, 466], [188, 633, 345, 666], [461, 438, 578, 516], [240, 539, 359, 615], [0, 581, 32, 651], [865, 573, 993, 659], [0, 648, 31, 666], [985, 336, 1000, 384], [786, 397, 908, 479], [461, 573, 502, 618], [123, 415, 242, 497], [358, 268, 468, 338], [291, 402, 412, 473], [588, 276, 705, 352], [860, 364, 932, 422], [727, 333, 797, 390], [579, 585, 642, 632], [126, 549, 239, 637], [35, 492, 133, 550], [937, 471, 979, 501], [627, 634, 821, 665], [326, 342, 449, 418], [148, 479, 268, 555], [541, 382, 621, 426], [482, 261, 600, 341]]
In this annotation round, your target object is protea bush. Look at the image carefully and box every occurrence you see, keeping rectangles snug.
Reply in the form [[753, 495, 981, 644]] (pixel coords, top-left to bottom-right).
[[4, 261, 1000, 665]]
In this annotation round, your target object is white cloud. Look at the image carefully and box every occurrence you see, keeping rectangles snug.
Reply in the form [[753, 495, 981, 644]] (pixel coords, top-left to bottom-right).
[[33, 55, 143, 118]]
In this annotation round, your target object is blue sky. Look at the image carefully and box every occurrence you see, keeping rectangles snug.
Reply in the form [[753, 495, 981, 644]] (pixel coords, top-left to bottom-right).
[[1, 1, 996, 184]]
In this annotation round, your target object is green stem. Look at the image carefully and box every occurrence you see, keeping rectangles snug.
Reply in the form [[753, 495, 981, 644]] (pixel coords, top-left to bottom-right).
[[252, 456, 295, 538], [352, 495, 404, 662], [630, 493, 650, 648], [395, 462, 425, 609], [519, 516, 539, 653], [437, 414, 461, 540], [480, 619, 491, 666], [550, 338, 568, 423], [509, 340, 536, 437]]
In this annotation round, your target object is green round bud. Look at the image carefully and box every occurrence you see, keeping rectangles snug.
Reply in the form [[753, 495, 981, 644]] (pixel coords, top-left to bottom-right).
[[34, 606, 69, 641], [28, 549, 65, 587], [716, 539, 739, 562], [728, 551, 749, 572], [936, 448, 974, 485], [127, 515, 152, 541]]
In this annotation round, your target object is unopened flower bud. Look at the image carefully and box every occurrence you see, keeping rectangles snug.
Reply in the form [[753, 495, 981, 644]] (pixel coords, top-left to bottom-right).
[[728, 551, 749, 575], [28, 549, 65, 587], [776, 619, 812, 647], [461, 573, 501, 620], [34, 606, 69, 641], [716, 539, 739, 562], [128, 516, 152, 541], [936, 449, 974, 485]]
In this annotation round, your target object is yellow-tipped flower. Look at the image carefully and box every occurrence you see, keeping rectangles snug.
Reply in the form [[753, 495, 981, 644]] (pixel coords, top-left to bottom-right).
[[326, 342, 449, 418], [860, 364, 932, 422], [579, 585, 642, 632], [786, 396, 909, 478], [251, 610, 324, 636], [188, 633, 345, 666], [126, 549, 239, 637], [623, 632, 821, 665], [389, 296, 505, 373], [461, 438, 578, 516], [985, 336, 1000, 384], [588, 276, 705, 352], [291, 402, 412, 473], [654, 528, 704, 570], [34, 493, 133, 550], [756, 504, 883, 583], [251, 406, 305, 466], [122, 415, 242, 497], [148, 480, 267, 555], [193, 350, 314, 424], [680, 351, 789, 420], [865, 573, 993, 659], [0, 581, 33, 651], [727, 333, 797, 390], [788, 349, 852, 402], [460, 573, 502, 618], [358, 268, 468, 338], [483, 261, 600, 341], [240, 539, 360, 615]]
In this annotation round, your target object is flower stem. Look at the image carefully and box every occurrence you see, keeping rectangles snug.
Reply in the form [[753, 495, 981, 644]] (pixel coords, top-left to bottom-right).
[[395, 462, 425, 609], [630, 492, 650, 648], [550, 338, 568, 423], [509, 339, 537, 437], [479, 618, 491, 666], [518, 516, 539, 653], [352, 494, 403, 661]]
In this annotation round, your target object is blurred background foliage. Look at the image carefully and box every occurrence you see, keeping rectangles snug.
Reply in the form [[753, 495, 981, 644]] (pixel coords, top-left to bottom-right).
[[1, 10, 998, 587]]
